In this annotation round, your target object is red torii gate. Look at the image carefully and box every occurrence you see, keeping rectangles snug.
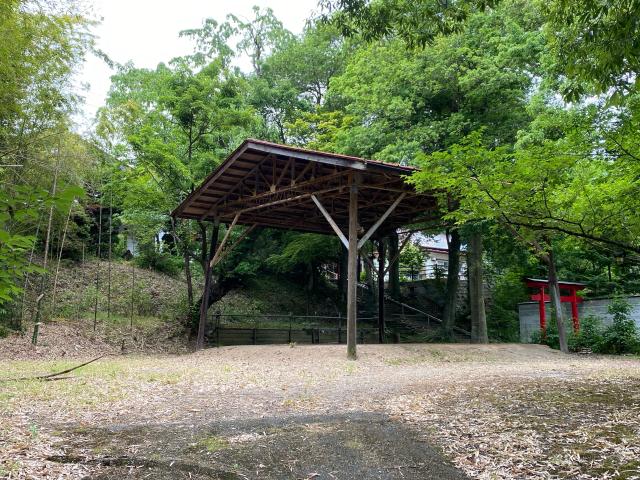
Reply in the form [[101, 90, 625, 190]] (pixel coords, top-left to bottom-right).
[[525, 278, 586, 334]]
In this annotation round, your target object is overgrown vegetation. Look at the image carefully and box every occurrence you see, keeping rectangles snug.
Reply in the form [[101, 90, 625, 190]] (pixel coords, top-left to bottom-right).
[[535, 298, 640, 355]]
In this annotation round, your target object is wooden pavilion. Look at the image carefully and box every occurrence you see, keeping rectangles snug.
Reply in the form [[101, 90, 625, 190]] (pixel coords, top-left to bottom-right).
[[172, 139, 439, 359]]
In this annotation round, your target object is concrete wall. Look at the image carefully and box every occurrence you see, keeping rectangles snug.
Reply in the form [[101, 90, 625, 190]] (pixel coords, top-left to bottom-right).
[[519, 296, 640, 342]]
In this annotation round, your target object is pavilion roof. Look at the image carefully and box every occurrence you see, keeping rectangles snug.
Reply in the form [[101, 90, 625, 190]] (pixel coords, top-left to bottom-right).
[[172, 139, 438, 236]]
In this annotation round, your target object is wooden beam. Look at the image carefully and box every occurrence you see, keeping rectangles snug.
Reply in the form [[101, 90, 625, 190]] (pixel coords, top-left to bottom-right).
[[199, 156, 271, 220], [235, 183, 346, 216], [210, 213, 239, 267], [276, 157, 293, 187], [357, 193, 406, 250], [217, 170, 350, 213], [211, 224, 257, 267], [347, 180, 358, 360], [311, 194, 348, 249]]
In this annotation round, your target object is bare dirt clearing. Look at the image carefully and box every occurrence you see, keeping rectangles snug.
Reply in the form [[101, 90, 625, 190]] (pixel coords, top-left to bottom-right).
[[1, 344, 639, 479]]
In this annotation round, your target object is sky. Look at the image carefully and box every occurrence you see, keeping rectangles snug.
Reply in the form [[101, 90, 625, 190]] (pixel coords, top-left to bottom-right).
[[75, 0, 318, 129]]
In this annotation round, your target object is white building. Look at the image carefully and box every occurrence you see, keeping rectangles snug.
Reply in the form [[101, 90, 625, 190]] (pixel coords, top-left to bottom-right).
[[405, 233, 467, 280]]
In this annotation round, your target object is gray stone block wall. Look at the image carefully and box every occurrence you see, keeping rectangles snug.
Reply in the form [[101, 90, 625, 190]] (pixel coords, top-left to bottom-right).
[[519, 296, 640, 342]]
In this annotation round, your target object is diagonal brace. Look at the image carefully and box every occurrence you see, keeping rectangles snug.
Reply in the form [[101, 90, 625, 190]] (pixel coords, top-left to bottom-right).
[[357, 193, 406, 250], [311, 194, 348, 249], [210, 213, 240, 267], [211, 224, 257, 268]]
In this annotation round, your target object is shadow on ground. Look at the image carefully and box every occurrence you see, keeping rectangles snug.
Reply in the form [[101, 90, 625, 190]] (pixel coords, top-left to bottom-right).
[[48, 412, 468, 479]]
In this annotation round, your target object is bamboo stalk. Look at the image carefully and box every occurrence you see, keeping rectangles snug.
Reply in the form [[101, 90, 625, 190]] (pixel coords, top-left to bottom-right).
[[107, 189, 112, 321], [32, 154, 60, 345], [20, 212, 43, 329], [93, 192, 102, 332], [130, 253, 135, 330], [51, 199, 73, 313]]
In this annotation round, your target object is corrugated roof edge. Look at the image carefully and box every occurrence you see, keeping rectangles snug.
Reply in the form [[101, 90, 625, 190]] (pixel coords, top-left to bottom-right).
[[245, 138, 419, 172], [171, 138, 419, 218]]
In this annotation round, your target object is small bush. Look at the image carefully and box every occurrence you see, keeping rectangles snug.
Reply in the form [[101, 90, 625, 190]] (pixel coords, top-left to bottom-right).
[[599, 298, 640, 354], [0, 323, 12, 338], [540, 298, 640, 355], [530, 319, 561, 350], [135, 245, 182, 277], [568, 316, 604, 352]]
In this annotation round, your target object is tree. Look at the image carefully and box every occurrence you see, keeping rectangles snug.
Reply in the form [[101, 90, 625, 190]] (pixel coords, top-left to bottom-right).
[[228, 6, 294, 75], [96, 55, 254, 324], [319, 0, 497, 45], [467, 226, 488, 343], [542, 0, 640, 102]]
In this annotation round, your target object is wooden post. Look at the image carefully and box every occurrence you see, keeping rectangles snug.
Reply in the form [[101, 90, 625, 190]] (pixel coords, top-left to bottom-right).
[[571, 288, 580, 333], [538, 286, 546, 337], [377, 239, 386, 343], [346, 180, 358, 360]]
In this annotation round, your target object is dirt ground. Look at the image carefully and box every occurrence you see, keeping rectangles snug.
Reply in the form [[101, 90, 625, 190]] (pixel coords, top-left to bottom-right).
[[1, 343, 639, 479]]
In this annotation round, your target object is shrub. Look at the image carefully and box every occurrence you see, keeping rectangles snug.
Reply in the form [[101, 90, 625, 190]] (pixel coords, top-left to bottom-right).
[[530, 318, 561, 350], [599, 298, 640, 354], [569, 316, 604, 352], [135, 245, 182, 277]]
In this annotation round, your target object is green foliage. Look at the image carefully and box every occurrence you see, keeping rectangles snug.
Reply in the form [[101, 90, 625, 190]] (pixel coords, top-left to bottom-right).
[[600, 298, 640, 355], [535, 299, 639, 355], [543, 0, 640, 102], [399, 243, 424, 272], [267, 233, 340, 277], [135, 245, 183, 277], [569, 316, 605, 353], [320, 0, 497, 46], [486, 270, 526, 342]]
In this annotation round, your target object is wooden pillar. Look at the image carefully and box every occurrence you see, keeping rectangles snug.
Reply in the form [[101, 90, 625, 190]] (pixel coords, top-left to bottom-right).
[[377, 239, 385, 343], [538, 286, 546, 337], [196, 218, 219, 350], [347, 181, 358, 360], [571, 287, 580, 333]]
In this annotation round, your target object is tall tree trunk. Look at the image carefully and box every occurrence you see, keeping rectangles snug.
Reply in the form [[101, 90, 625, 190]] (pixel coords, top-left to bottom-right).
[[442, 228, 461, 340], [181, 221, 194, 309], [468, 229, 488, 343], [388, 231, 401, 298], [196, 219, 219, 350], [546, 248, 569, 353]]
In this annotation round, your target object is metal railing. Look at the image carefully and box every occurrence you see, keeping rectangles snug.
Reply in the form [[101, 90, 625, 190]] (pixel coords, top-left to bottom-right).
[[207, 312, 380, 346]]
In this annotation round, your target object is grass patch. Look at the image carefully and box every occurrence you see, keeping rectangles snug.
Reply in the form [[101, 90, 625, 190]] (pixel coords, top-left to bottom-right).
[[195, 435, 229, 453]]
